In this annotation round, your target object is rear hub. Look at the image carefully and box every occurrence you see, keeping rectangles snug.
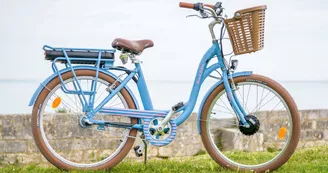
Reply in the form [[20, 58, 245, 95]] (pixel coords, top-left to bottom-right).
[[79, 116, 92, 128]]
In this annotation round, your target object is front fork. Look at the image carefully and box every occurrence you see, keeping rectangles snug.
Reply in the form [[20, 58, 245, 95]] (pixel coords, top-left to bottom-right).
[[222, 71, 250, 127]]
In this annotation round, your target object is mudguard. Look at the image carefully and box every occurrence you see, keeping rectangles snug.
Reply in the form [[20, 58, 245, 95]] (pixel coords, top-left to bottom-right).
[[28, 66, 140, 109], [197, 71, 253, 133]]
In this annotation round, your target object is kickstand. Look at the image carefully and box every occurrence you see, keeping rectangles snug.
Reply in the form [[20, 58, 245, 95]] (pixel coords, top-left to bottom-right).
[[142, 139, 148, 165]]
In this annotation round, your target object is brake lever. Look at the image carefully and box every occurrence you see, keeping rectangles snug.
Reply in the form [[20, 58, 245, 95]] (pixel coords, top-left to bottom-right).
[[186, 14, 206, 19], [186, 10, 209, 19], [200, 10, 209, 18]]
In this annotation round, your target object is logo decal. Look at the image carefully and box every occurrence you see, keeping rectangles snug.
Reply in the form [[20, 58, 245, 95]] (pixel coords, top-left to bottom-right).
[[36, 104, 41, 127], [196, 64, 205, 84], [227, 92, 234, 101], [245, 79, 268, 85]]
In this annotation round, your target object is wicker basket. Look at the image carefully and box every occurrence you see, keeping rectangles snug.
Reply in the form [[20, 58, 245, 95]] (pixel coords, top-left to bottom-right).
[[224, 6, 267, 55]]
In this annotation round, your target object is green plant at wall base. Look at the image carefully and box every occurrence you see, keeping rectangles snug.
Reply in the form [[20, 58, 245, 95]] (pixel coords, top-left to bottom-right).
[[0, 155, 5, 166], [88, 152, 95, 159], [55, 108, 68, 113]]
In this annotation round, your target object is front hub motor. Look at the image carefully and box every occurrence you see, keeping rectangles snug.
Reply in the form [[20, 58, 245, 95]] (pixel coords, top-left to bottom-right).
[[239, 115, 260, 136]]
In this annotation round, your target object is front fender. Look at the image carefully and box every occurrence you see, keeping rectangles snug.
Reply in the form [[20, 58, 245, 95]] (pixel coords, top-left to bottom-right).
[[197, 71, 253, 133], [28, 66, 140, 109]]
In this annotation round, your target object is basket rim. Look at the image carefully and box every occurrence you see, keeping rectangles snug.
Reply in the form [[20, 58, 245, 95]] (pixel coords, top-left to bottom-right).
[[235, 5, 267, 14], [224, 5, 267, 23]]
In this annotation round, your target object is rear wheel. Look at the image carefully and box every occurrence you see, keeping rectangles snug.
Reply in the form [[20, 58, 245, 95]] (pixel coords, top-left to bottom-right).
[[200, 74, 300, 172], [32, 70, 138, 170]]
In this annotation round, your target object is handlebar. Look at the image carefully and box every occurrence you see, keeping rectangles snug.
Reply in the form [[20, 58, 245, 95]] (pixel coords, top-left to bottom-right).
[[179, 1, 224, 21], [179, 2, 214, 11], [179, 1, 225, 41]]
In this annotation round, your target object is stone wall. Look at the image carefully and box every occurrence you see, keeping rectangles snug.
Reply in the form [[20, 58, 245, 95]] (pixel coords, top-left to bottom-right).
[[209, 110, 328, 152], [0, 110, 327, 166], [0, 113, 203, 166]]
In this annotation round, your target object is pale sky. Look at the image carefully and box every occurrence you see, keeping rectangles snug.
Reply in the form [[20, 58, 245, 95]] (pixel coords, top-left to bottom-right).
[[0, 0, 327, 81]]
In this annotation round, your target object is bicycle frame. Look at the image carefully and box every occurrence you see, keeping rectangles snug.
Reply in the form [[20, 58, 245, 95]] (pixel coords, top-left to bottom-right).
[[89, 41, 249, 128], [29, 41, 251, 132]]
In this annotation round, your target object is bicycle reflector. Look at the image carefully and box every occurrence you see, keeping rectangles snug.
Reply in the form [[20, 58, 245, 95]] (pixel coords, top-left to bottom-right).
[[278, 126, 287, 140], [52, 97, 61, 109]]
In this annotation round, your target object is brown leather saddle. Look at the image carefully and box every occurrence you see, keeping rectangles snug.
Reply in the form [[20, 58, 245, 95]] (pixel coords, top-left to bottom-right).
[[112, 38, 154, 54]]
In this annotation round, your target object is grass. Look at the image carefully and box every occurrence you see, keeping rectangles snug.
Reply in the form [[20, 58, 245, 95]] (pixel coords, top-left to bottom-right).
[[1, 146, 328, 173]]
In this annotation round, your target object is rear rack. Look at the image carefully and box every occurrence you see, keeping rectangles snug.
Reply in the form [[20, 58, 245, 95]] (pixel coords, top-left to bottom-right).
[[43, 45, 116, 66], [43, 45, 116, 52], [43, 45, 117, 110]]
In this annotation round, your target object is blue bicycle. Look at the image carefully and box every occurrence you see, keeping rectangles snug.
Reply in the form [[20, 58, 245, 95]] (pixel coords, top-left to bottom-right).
[[29, 2, 300, 172]]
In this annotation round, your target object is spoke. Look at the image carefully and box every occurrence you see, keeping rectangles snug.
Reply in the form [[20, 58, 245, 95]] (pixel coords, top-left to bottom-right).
[[237, 88, 250, 113], [109, 102, 124, 108], [219, 96, 235, 115], [209, 117, 237, 122], [243, 85, 245, 108], [232, 130, 244, 148], [249, 90, 271, 114], [67, 82, 82, 112], [255, 133, 262, 151], [210, 129, 241, 147], [94, 86, 108, 103], [47, 97, 78, 114], [212, 109, 235, 115], [44, 85, 80, 113], [108, 95, 120, 107], [261, 102, 284, 124], [216, 122, 241, 127], [54, 81, 83, 113], [259, 87, 265, 110], [215, 103, 234, 113], [87, 79, 89, 92], [59, 91, 82, 113], [209, 118, 240, 127], [256, 85, 259, 112], [245, 84, 252, 109], [244, 134, 255, 151], [95, 80, 103, 94]]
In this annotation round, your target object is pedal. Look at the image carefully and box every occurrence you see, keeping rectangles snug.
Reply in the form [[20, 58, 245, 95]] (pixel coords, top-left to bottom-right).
[[172, 102, 184, 111], [97, 125, 106, 131], [133, 146, 143, 157], [134, 137, 148, 164]]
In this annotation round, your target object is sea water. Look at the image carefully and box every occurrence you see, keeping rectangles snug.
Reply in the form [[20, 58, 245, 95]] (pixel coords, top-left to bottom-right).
[[0, 79, 327, 114]]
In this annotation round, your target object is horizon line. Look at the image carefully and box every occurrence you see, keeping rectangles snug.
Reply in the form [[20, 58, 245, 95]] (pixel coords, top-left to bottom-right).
[[1, 78, 328, 83]]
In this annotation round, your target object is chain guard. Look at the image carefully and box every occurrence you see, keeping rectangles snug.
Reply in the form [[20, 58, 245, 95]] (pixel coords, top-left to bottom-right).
[[143, 118, 177, 147]]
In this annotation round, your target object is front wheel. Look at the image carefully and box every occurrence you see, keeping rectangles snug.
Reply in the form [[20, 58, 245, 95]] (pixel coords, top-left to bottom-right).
[[200, 74, 300, 172]]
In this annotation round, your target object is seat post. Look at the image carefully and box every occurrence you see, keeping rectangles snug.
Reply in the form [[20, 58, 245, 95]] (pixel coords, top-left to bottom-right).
[[135, 63, 154, 110]]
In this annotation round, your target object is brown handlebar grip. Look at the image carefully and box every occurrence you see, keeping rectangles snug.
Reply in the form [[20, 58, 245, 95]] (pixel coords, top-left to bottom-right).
[[180, 2, 215, 10], [204, 4, 215, 9], [179, 2, 194, 9]]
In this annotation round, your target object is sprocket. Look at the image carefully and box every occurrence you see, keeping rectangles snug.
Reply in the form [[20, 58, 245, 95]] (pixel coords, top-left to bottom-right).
[[143, 117, 177, 147]]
